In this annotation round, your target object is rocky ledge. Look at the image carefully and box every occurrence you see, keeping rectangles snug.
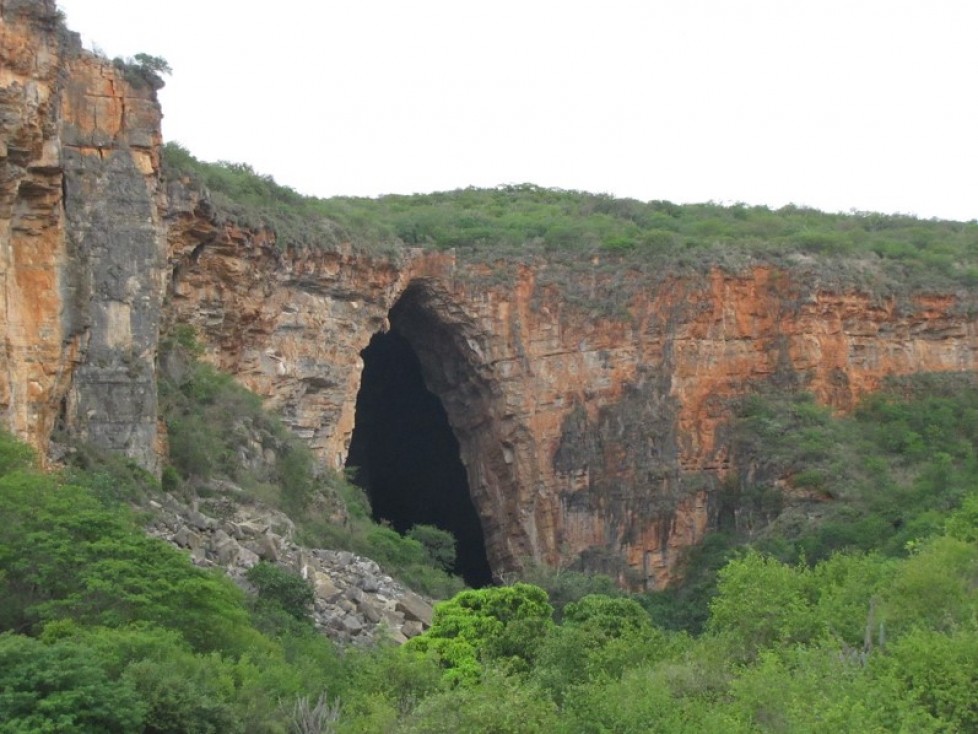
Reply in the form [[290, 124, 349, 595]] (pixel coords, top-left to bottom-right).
[[144, 492, 434, 645]]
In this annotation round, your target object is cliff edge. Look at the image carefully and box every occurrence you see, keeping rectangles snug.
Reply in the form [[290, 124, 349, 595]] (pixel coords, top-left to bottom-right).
[[3, 2, 978, 587]]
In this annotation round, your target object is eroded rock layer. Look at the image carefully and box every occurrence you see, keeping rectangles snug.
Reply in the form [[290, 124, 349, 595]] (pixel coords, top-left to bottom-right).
[[166, 205, 978, 585], [4, 1, 978, 587], [0, 0, 165, 470]]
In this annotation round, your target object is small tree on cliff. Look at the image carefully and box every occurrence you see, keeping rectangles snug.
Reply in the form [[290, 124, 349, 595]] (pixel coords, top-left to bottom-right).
[[112, 53, 172, 90]]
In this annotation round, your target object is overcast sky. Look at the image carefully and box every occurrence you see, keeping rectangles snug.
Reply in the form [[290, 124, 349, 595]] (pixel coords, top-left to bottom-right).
[[56, 0, 977, 221]]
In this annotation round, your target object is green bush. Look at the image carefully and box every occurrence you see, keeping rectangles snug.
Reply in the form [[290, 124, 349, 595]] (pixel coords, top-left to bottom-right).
[[407, 584, 555, 685], [159, 331, 321, 514], [246, 562, 314, 623], [0, 633, 146, 733], [0, 431, 35, 474], [365, 526, 427, 568], [408, 525, 457, 572], [0, 462, 260, 654]]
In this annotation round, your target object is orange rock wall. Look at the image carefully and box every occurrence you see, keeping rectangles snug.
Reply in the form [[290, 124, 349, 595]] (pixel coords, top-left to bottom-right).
[[0, 1, 71, 454], [4, 1, 977, 585], [166, 215, 978, 585], [0, 0, 166, 468]]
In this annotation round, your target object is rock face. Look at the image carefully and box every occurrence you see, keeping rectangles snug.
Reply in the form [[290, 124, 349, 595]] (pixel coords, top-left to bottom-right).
[[4, 2, 978, 589], [166, 208, 978, 586], [0, 0, 166, 470], [145, 490, 433, 645]]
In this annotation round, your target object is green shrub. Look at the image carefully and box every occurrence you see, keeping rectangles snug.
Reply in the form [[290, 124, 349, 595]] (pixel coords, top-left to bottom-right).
[[0, 633, 146, 733], [408, 525, 457, 572], [407, 584, 555, 685], [246, 562, 314, 623], [0, 431, 35, 474]]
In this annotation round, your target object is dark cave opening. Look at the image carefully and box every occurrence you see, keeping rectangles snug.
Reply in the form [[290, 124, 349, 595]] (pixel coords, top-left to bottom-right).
[[346, 329, 493, 588]]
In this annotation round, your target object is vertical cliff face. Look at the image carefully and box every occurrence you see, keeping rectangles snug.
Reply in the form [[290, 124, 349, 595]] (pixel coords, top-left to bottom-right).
[[59, 45, 166, 471], [0, 0, 71, 455], [0, 0, 166, 469], [165, 197, 978, 585], [4, 1, 978, 587]]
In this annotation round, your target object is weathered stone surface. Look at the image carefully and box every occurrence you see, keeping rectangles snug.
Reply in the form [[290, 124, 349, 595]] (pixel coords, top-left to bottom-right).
[[0, 1, 165, 472], [254, 533, 280, 562], [401, 621, 424, 639], [397, 592, 434, 625], [145, 486, 436, 645], [359, 599, 382, 624], [6, 0, 978, 592], [173, 525, 201, 552], [165, 218, 978, 587]]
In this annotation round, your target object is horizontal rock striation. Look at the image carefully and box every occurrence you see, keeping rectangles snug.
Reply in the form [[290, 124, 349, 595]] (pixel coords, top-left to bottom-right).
[[166, 203, 978, 586], [4, 0, 978, 590]]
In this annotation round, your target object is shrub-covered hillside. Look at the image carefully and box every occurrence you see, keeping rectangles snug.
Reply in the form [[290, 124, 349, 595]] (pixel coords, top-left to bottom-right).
[[645, 372, 978, 633], [5, 372, 978, 730], [157, 326, 465, 600], [163, 143, 978, 289], [5, 429, 978, 729]]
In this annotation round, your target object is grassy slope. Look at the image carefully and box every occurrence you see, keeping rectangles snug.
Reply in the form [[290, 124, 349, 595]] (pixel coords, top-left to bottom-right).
[[163, 142, 978, 293]]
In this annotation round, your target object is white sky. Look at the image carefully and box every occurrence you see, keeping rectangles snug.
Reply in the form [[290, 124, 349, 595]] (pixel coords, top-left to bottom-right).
[[56, 0, 977, 221]]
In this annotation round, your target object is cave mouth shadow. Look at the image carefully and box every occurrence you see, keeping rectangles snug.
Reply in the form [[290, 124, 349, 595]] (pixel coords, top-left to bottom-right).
[[345, 328, 493, 588]]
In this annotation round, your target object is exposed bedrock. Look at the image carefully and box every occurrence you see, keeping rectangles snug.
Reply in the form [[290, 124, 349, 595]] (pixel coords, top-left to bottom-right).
[[165, 210, 978, 585], [5, 0, 978, 587], [0, 0, 166, 470]]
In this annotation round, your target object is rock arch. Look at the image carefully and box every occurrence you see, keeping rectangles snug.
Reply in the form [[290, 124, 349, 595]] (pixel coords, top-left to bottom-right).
[[347, 278, 531, 583]]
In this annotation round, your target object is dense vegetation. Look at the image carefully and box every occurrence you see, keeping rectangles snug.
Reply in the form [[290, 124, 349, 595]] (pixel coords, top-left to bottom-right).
[[158, 325, 465, 599], [5, 373, 978, 731], [163, 143, 978, 289], [0, 431, 345, 732], [645, 372, 978, 633]]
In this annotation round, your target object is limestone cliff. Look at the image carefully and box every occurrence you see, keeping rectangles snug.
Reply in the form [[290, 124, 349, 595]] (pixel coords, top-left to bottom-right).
[[4, 1, 978, 588], [0, 0, 166, 470], [165, 190, 978, 586]]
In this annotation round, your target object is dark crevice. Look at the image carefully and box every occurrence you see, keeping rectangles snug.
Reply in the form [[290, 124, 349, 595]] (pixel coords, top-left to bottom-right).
[[346, 328, 493, 588]]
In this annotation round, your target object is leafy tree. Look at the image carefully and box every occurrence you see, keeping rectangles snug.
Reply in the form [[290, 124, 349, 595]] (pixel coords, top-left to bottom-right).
[[132, 52, 172, 76], [727, 645, 941, 733], [0, 633, 145, 733], [563, 593, 652, 638], [408, 524, 457, 572], [0, 431, 35, 474], [533, 595, 677, 703], [337, 645, 444, 731], [516, 561, 622, 620], [407, 584, 554, 684], [397, 669, 558, 734], [879, 628, 978, 731], [112, 53, 172, 90], [246, 562, 314, 623], [560, 663, 747, 734], [881, 535, 978, 635], [707, 551, 816, 655]]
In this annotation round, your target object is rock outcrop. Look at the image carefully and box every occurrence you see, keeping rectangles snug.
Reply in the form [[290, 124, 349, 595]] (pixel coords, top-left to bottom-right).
[[0, 0, 166, 471], [145, 490, 433, 645], [4, 1, 978, 590], [166, 203, 978, 587]]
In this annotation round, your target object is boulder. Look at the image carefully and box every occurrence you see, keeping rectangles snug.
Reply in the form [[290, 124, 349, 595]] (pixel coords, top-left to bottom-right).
[[173, 525, 202, 552], [401, 620, 424, 639], [396, 592, 433, 625], [359, 599, 383, 624]]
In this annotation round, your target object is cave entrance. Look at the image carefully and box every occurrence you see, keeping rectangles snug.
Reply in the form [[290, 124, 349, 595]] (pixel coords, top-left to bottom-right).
[[346, 325, 493, 588]]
